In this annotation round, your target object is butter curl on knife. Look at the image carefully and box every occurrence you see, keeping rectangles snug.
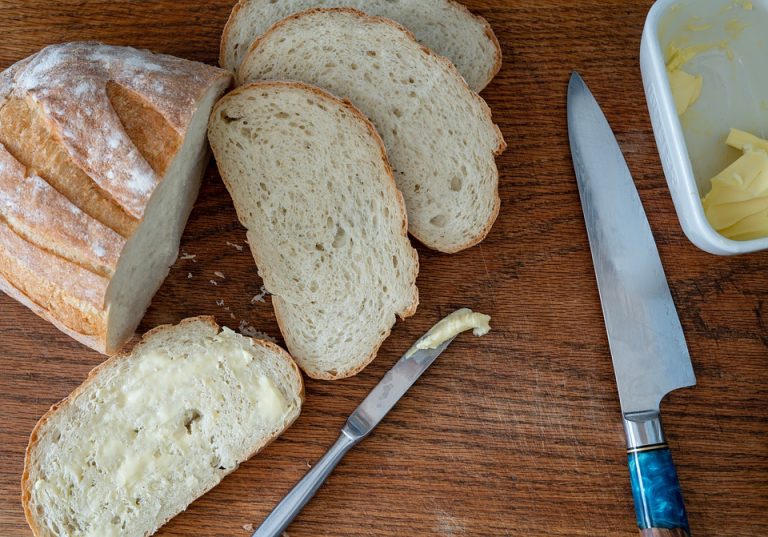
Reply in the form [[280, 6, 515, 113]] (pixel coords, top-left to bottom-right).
[[405, 308, 491, 358]]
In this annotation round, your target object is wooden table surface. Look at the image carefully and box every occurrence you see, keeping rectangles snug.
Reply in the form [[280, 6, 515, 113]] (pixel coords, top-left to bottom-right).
[[1, 1, 766, 536]]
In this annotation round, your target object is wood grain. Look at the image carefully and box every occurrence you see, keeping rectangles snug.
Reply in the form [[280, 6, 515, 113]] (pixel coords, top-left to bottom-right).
[[0, 1, 766, 536]]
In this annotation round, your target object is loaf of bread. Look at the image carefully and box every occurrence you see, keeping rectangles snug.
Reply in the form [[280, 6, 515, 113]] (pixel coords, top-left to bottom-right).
[[208, 81, 419, 379], [0, 43, 231, 354], [23, 316, 303, 537], [237, 9, 506, 253], [220, 0, 501, 92]]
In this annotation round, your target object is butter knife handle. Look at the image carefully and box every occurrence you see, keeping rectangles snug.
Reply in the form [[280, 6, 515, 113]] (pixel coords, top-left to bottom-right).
[[624, 414, 691, 536], [252, 432, 357, 537]]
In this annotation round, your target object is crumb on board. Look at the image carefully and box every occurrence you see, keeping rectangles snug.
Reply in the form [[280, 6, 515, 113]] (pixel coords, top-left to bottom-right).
[[210, 280, 218, 286], [251, 285, 270, 304], [227, 241, 245, 251], [241, 523, 254, 532], [238, 320, 276, 343], [214, 271, 226, 279], [179, 252, 197, 262], [230, 312, 236, 319], [187, 273, 192, 279]]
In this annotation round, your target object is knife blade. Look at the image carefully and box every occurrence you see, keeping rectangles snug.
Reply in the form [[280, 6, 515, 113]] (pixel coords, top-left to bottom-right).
[[251, 320, 461, 537], [568, 72, 696, 537]]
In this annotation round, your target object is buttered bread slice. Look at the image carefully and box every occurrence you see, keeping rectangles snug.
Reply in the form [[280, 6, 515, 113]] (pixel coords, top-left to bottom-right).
[[220, 0, 501, 92], [238, 9, 506, 253], [0, 43, 231, 354], [23, 316, 303, 537], [208, 82, 419, 379]]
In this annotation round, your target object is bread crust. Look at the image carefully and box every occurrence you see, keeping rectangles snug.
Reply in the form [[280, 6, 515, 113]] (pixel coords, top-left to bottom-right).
[[445, 0, 503, 89], [22, 316, 304, 537], [210, 80, 419, 380], [219, 0, 246, 70], [220, 0, 502, 91], [238, 8, 506, 253], [0, 43, 231, 355]]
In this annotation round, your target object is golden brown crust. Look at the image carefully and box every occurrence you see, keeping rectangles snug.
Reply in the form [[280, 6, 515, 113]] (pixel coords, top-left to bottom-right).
[[0, 43, 231, 356], [0, 276, 107, 355], [22, 316, 303, 536], [210, 80, 420, 380], [0, 143, 125, 278], [238, 8, 506, 253]]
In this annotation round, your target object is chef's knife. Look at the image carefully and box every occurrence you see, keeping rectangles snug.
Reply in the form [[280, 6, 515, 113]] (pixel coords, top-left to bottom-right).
[[567, 72, 696, 537], [251, 325, 461, 537]]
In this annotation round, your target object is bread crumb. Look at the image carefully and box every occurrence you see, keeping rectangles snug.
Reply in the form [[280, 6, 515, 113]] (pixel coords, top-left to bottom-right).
[[214, 271, 226, 279], [306, 460, 312, 469], [238, 320, 276, 343], [187, 273, 193, 279], [180, 252, 197, 262], [216, 299, 226, 308], [251, 285, 270, 304], [227, 241, 244, 251], [230, 312, 236, 319], [210, 280, 218, 286], [242, 523, 254, 532]]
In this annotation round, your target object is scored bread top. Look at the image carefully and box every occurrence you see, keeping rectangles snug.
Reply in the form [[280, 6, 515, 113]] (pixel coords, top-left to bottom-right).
[[0, 43, 230, 351], [220, 0, 501, 92], [237, 8, 506, 253], [0, 43, 226, 220], [208, 81, 419, 379]]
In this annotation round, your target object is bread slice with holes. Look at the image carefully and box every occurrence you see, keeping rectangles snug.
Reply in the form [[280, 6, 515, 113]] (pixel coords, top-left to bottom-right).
[[23, 316, 303, 537], [237, 8, 506, 253], [0, 43, 231, 354], [220, 0, 501, 92], [208, 81, 419, 379]]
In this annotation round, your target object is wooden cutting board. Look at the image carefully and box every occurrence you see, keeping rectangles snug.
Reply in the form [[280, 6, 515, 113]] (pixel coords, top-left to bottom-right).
[[0, 1, 766, 535]]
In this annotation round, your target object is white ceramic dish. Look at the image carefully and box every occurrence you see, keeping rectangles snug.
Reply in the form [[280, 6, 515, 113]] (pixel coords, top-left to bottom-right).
[[640, 0, 768, 254]]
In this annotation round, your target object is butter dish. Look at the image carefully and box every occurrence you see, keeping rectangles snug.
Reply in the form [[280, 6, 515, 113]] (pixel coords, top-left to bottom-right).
[[640, 0, 768, 254]]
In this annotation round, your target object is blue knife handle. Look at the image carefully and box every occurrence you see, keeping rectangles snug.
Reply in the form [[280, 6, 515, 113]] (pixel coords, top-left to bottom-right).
[[624, 413, 691, 536]]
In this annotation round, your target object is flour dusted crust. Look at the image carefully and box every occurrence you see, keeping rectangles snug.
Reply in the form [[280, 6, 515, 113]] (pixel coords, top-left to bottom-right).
[[0, 43, 231, 353]]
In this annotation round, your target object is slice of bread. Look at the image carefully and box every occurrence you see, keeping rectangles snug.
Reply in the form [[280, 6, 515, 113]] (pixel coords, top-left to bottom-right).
[[237, 8, 506, 253], [0, 43, 231, 354], [23, 316, 303, 537], [208, 82, 419, 379], [220, 0, 501, 92]]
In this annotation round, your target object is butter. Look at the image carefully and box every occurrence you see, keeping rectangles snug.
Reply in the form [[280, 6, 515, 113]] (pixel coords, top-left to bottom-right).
[[406, 308, 491, 357], [665, 43, 707, 116], [668, 68, 703, 116], [702, 129, 768, 240], [664, 7, 753, 117]]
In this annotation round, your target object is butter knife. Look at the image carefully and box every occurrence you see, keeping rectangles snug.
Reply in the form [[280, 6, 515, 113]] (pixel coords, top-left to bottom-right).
[[568, 72, 697, 536], [251, 316, 467, 537]]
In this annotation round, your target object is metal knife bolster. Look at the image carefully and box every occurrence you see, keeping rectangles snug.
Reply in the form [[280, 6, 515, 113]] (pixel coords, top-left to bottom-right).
[[623, 411, 665, 450]]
